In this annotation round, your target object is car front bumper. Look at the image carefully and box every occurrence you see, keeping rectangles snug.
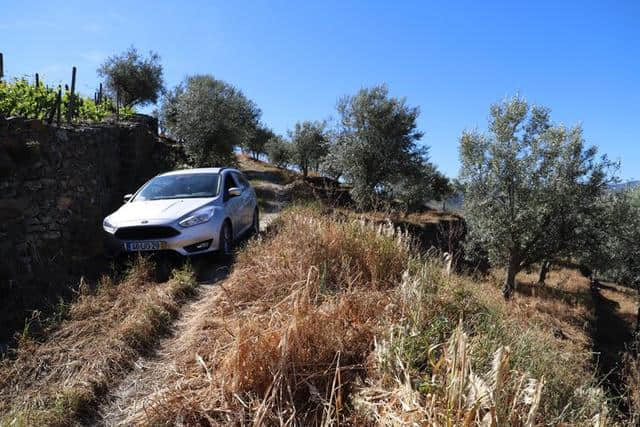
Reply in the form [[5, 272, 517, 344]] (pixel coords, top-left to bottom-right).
[[104, 221, 221, 257]]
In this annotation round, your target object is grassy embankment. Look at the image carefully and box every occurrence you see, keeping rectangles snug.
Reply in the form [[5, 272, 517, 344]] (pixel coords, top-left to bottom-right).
[[113, 205, 612, 425], [0, 259, 197, 426]]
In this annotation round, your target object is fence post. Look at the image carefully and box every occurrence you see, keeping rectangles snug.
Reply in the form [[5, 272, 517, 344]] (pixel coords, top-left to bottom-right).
[[67, 66, 76, 124], [98, 82, 102, 104], [0, 53, 3, 81], [35, 73, 39, 87]]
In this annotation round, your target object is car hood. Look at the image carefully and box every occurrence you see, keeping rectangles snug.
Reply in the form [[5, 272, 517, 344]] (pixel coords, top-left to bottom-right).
[[109, 198, 215, 224]]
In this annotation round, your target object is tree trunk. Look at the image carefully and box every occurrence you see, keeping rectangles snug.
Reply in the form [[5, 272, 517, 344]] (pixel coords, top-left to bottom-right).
[[538, 260, 551, 285], [635, 281, 640, 336], [636, 302, 640, 335], [503, 256, 519, 299]]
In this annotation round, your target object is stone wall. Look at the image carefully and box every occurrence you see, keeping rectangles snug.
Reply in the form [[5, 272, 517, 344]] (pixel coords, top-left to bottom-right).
[[0, 115, 185, 339]]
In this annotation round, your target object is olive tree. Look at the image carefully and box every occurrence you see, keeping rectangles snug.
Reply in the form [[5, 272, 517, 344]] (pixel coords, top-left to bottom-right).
[[288, 120, 329, 177], [331, 84, 446, 209], [265, 135, 291, 168], [244, 124, 275, 160], [97, 46, 164, 108], [459, 95, 614, 298], [160, 75, 260, 166]]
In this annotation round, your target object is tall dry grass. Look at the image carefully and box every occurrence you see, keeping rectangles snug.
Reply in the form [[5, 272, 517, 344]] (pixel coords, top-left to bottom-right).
[[132, 207, 410, 425], [128, 206, 611, 425], [0, 257, 197, 426]]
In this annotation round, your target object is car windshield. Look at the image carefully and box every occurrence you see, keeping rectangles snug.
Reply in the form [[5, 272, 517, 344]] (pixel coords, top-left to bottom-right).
[[134, 173, 220, 201]]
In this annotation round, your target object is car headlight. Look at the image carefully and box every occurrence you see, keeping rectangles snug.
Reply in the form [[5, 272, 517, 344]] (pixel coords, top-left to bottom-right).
[[179, 208, 215, 227], [103, 217, 117, 234]]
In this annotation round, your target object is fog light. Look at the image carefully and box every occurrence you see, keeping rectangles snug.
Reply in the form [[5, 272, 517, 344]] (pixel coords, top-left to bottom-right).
[[184, 239, 212, 253]]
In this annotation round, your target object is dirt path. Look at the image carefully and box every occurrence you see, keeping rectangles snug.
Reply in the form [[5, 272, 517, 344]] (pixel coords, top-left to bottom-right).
[[94, 170, 288, 426], [95, 274, 230, 426]]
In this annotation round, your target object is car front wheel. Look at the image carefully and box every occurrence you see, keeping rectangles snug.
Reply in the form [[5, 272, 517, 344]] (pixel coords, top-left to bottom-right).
[[251, 209, 260, 235], [219, 221, 233, 256]]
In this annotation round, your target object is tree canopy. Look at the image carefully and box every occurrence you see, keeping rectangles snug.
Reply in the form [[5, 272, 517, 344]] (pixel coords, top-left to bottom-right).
[[288, 120, 329, 177], [265, 135, 291, 168], [160, 75, 260, 166], [459, 95, 616, 298], [244, 124, 275, 159], [97, 46, 164, 108], [330, 84, 447, 210]]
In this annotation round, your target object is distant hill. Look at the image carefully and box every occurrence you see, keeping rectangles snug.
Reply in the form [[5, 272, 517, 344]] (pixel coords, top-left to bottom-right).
[[610, 180, 640, 192], [429, 180, 640, 212]]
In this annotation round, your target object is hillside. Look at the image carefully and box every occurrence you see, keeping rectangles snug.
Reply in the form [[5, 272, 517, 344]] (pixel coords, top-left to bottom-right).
[[1, 156, 638, 425]]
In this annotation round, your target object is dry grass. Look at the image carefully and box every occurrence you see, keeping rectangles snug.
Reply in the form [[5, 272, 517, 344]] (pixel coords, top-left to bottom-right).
[[498, 267, 594, 348], [128, 206, 410, 425], [120, 206, 611, 426], [0, 203, 622, 425], [237, 153, 297, 185], [0, 257, 197, 426], [341, 207, 462, 225], [623, 351, 640, 425]]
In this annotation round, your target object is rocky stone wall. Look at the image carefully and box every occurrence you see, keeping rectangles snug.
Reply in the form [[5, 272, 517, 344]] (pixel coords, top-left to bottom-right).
[[0, 115, 185, 339]]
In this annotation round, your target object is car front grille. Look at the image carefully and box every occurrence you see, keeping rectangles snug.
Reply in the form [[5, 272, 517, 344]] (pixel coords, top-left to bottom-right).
[[115, 226, 180, 240]]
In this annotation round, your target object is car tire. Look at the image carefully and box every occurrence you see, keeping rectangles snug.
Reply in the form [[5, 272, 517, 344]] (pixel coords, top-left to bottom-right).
[[219, 221, 233, 256], [251, 209, 260, 235]]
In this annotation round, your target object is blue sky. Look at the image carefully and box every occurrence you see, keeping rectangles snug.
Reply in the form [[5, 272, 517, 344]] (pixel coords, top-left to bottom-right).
[[1, 1, 639, 180]]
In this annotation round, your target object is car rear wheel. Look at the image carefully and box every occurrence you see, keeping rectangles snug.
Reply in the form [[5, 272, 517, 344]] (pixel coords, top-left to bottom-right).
[[219, 221, 233, 256]]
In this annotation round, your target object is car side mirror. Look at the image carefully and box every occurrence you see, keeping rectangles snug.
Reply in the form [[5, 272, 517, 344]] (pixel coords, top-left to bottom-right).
[[123, 194, 133, 203], [228, 187, 242, 197]]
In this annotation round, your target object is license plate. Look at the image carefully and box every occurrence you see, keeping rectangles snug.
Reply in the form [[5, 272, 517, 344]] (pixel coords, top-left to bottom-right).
[[125, 241, 165, 251]]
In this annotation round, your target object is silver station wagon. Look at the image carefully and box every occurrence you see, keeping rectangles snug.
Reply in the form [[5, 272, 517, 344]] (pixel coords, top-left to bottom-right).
[[103, 168, 259, 257]]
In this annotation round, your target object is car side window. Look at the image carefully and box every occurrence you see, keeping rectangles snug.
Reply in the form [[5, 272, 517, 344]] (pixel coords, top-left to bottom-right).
[[234, 172, 250, 190], [223, 173, 238, 196]]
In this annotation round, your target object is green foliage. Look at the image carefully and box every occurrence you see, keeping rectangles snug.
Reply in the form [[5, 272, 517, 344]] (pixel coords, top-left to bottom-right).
[[160, 74, 261, 166], [589, 188, 640, 286], [244, 124, 275, 159], [0, 78, 133, 122], [459, 95, 616, 297], [288, 120, 328, 177], [0, 78, 56, 119], [264, 135, 291, 167], [331, 84, 447, 210], [97, 46, 164, 108], [393, 162, 452, 212]]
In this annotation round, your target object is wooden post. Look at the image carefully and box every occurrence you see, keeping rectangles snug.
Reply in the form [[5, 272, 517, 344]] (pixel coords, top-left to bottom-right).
[[48, 87, 60, 124], [35, 73, 39, 87], [67, 66, 76, 124], [98, 83, 102, 104], [0, 53, 4, 81], [56, 86, 62, 126]]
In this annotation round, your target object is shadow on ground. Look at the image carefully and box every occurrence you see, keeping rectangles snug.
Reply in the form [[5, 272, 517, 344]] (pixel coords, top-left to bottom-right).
[[590, 284, 634, 407]]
